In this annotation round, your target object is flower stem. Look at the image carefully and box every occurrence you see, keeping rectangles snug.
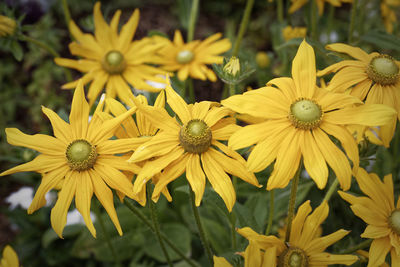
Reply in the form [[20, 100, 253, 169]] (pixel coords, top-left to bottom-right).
[[265, 189, 275, 235], [229, 83, 236, 96], [327, 5, 335, 43], [322, 178, 339, 203], [348, 0, 358, 43], [124, 199, 199, 267], [188, 78, 196, 103], [187, 0, 199, 42], [232, 0, 255, 57], [310, 0, 318, 40], [341, 239, 372, 254], [147, 185, 173, 267], [93, 201, 121, 267], [230, 212, 237, 250], [277, 0, 284, 23], [19, 34, 59, 57], [285, 166, 301, 243], [189, 189, 213, 265], [62, 0, 71, 29]]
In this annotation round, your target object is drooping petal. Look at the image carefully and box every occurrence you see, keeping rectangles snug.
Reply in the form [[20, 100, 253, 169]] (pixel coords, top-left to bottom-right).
[[237, 227, 286, 252], [75, 171, 96, 237], [368, 238, 392, 267], [244, 241, 261, 267], [325, 43, 370, 62], [93, 164, 135, 199], [186, 153, 206, 206], [290, 201, 312, 243]]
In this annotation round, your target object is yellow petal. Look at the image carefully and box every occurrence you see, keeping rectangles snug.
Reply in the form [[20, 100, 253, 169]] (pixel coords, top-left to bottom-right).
[[192, 101, 211, 120], [267, 77, 297, 103], [70, 80, 90, 139], [325, 43, 370, 62], [41, 106, 72, 144], [75, 171, 96, 237], [96, 138, 143, 154], [2, 245, 19, 267], [213, 255, 233, 267], [305, 229, 350, 253], [54, 58, 98, 73], [308, 252, 358, 265], [237, 227, 285, 251], [50, 171, 77, 238], [93, 164, 135, 199], [87, 72, 109, 107], [165, 77, 191, 124], [290, 200, 312, 242], [117, 9, 139, 52], [186, 153, 206, 206], [368, 238, 392, 267], [204, 106, 232, 128], [212, 123, 240, 141], [93, 2, 112, 50], [5, 128, 65, 155], [244, 241, 261, 267], [317, 60, 366, 77], [0, 154, 66, 176], [292, 40, 316, 99], [361, 225, 391, 239]]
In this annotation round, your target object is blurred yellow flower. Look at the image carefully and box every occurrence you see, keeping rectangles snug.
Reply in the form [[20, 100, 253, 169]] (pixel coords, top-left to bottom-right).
[[0, 15, 16, 37], [381, 0, 400, 33], [282, 26, 307, 41], [222, 40, 396, 190], [339, 168, 400, 267], [256, 51, 270, 68], [223, 56, 240, 76], [0, 81, 141, 238], [127, 78, 260, 211], [0, 245, 19, 267], [318, 43, 400, 147], [289, 0, 353, 15], [55, 2, 167, 106], [156, 30, 231, 81]]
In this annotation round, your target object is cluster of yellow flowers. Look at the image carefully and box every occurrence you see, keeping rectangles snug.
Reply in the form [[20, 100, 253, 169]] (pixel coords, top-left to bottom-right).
[[1, 2, 400, 266]]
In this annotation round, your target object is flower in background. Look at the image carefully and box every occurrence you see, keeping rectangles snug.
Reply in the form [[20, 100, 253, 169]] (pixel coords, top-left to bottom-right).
[[55, 2, 167, 106], [0, 245, 19, 267], [339, 168, 400, 267], [0, 80, 141, 238], [0, 15, 16, 37], [255, 51, 270, 68], [127, 78, 260, 211], [222, 40, 396, 190], [289, 0, 353, 15], [223, 56, 240, 76], [318, 43, 400, 147], [156, 30, 231, 81], [381, 0, 400, 33], [215, 201, 358, 266], [282, 26, 307, 41]]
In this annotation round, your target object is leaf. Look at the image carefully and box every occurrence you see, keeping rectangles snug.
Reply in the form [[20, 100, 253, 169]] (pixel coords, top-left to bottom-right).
[[42, 224, 85, 248], [360, 30, 400, 52], [10, 40, 23, 61]]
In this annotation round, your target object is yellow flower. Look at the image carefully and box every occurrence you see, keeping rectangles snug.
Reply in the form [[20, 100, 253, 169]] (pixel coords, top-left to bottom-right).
[[127, 78, 260, 211], [0, 245, 19, 267], [0, 80, 141, 238], [55, 2, 166, 106], [318, 43, 400, 147], [289, 0, 353, 15], [215, 201, 358, 266], [222, 40, 396, 191], [282, 26, 307, 42], [157, 30, 231, 81], [381, 0, 400, 33], [256, 51, 270, 68], [339, 168, 400, 267], [0, 15, 16, 37], [103, 92, 172, 206], [223, 56, 240, 76]]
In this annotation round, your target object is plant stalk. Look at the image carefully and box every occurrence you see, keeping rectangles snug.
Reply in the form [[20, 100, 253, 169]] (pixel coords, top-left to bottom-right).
[[62, 0, 71, 28], [187, 0, 199, 42], [20, 35, 59, 57], [348, 0, 358, 43], [232, 0, 255, 57], [265, 189, 275, 235], [322, 178, 339, 203], [285, 166, 301, 243], [311, 0, 318, 40], [341, 239, 372, 254]]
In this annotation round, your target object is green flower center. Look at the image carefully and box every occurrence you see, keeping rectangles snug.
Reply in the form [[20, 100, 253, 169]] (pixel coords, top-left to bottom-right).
[[278, 247, 309, 267], [66, 139, 97, 171], [102, 50, 126, 74], [179, 119, 212, 154], [288, 98, 323, 130], [366, 55, 399, 85], [389, 209, 400, 235], [176, 50, 194, 64]]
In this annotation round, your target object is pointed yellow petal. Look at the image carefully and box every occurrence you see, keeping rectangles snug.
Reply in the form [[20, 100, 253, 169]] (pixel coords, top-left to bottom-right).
[[41, 106, 72, 144], [325, 43, 370, 62], [186, 153, 206, 206], [213, 256, 233, 267], [308, 252, 358, 265], [203, 106, 232, 127], [93, 2, 112, 50], [75, 171, 96, 237], [0, 154, 66, 176], [96, 138, 143, 154], [292, 40, 316, 99], [70, 80, 90, 139], [361, 225, 391, 239], [305, 229, 350, 253], [192, 101, 211, 120], [237, 227, 286, 251], [290, 201, 312, 243], [2, 246, 19, 267], [94, 164, 135, 199], [244, 241, 261, 267], [117, 9, 139, 51], [212, 123, 240, 141], [165, 77, 191, 124], [267, 77, 297, 103], [368, 238, 392, 267]]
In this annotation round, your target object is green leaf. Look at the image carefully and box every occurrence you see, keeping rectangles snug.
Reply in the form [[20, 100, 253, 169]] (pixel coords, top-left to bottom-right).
[[10, 40, 23, 61], [42, 224, 85, 248], [361, 30, 400, 52]]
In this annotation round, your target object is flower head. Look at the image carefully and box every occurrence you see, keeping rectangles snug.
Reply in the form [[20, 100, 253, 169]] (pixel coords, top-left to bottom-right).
[[0, 15, 16, 37], [0, 245, 19, 267], [127, 78, 260, 211], [222, 40, 396, 191], [282, 26, 307, 41], [381, 0, 400, 33], [289, 0, 353, 15], [339, 168, 400, 267], [0, 80, 141, 238], [157, 30, 231, 81], [55, 2, 167, 106], [318, 43, 400, 147]]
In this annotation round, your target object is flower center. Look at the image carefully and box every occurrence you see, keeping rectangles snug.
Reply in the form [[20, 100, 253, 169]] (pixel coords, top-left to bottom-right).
[[176, 50, 194, 64], [389, 209, 400, 235], [179, 119, 212, 154], [366, 54, 399, 85], [288, 98, 323, 130], [102, 50, 126, 74], [278, 247, 309, 267], [66, 139, 97, 171]]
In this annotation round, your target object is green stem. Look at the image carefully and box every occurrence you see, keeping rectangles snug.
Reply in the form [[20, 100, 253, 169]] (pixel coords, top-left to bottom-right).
[[229, 83, 236, 96], [327, 5, 335, 43], [62, 0, 71, 29], [147, 185, 173, 267], [232, 0, 255, 57], [277, 0, 284, 23], [93, 202, 121, 267], [124, 199, 198, 267], [188, 78, 195, 103], [189, 189, 213, 265], [310, 0, 318, 40], [341, 239, 372, 254], [19, 35, 59, 57], [358, 0, 367, 36], [265, 189, 275, 235], [285, 166, 301, 243], [187, 0, 199, 42], [348, 0, 358, 43], [230, 213, 237, 250], [322, 178, 339, 203]]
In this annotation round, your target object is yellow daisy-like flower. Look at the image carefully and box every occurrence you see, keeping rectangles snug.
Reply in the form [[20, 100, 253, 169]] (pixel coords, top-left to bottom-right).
[[282, 26, 307, 42], [289, 0, 353, 15], [215, 201, 358, 266], [157, 30, 231, 81], [0, 15, 16, 37], [55, 2, 167, 106], [0, 245, 19, 267], [222, 40, 396, 191], [339, 168, 400, 267], [318, 43, 400, 147], [127, 78, 260, 211], [0, 80, 141, 238], [381, 0, 400, 33]]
